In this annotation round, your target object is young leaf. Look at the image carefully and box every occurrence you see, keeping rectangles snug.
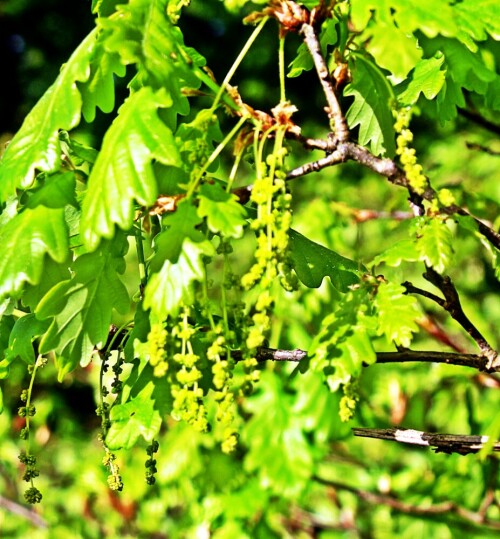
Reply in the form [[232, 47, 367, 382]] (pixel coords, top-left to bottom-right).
[[375, 281, 420, 348], [81, 87, 182, 250], [288, 16, 339, 78], [243, 373, 313, 498], [345, 53, 396, 156], [106, 379, 167, 450], [100, 0, 203, 124], [363, 22, 422, 80], [150, 200, 204, 269], [79, 39, 127, 123], [416, 217, 454, 274], [369, 239, 420, 268], [0, 30, 97, 200], [198, 182, 247, 239], [5, 315, 50, 364], [36, 237, 130, 380], [288, 229, 362, 292], [397, 54, 447, 106], [0, 207, 69, 300], [143, 238, 215, 320]]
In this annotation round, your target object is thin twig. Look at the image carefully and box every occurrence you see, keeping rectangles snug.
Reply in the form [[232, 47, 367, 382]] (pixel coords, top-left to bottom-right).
[[352, 427, 500, 455], [422, 267, 499, 369], [0, 494, 48, 528], [374, 350, 496, 372], [314, 476, 500, 530]]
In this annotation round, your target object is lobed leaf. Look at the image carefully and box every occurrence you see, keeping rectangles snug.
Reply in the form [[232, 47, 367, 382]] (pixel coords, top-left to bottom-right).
[[5, 315, 50, 365], [416, 217, 454, 274], [0, 30, 97, 200], [143, 238, 215, 320], [106, 380, 165, 450], [198, 182, 247, 239], [288, 229, 362, 292], [36, 237, 130, 380], [375, 281, 420, 348], [345, 53, 396, 156], [397, 54, 447, 106], [0, 206, 69, 300], [81, 87, 182, 250]]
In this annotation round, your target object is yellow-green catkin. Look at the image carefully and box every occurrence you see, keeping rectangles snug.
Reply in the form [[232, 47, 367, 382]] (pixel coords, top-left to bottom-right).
[[240, 126, 297, 378], [394, 107, 428, 196]]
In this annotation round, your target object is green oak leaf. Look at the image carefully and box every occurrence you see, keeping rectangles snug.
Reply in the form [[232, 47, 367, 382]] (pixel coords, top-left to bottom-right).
[[25, 171, 78, 210], [36, 237, 130, 380], [81, 87, 182, 250], [243, 373, 313, 498], [345, 53, 396, 156], [150, 200, 204, 270], [0, 30, 97, 201], [375, 281, 420, 348], [288, 229, 362, 292], [416, 217, 454, 274], [6, 314, 50, 364], [0, 206, 69, 300], [99, 0, 203, 125], [106, 379, 167, 450], [363, 22, 422, 80], [198, 182, 247, 238], [144, 238, 215, 320], [397, 54, 447, 106], [79, 39, 126, 123], [311, 287, 376, 391], [288, 17, 339, 78], [369, 239, 420, 268]]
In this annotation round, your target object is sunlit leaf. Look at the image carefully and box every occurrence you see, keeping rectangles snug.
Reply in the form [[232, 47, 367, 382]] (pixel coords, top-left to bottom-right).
[[375, 281, 420, 347], [143, 238, 215, 320], [416, 217, 454, 274], [345, 53, 396, 156], [0, 30, 97, 200], [397, 54, 447, 105], [81, 87, 182, 250], [0, 207, 69, 300], [198, 182, 247, 239], [36, 237, 130, 379]]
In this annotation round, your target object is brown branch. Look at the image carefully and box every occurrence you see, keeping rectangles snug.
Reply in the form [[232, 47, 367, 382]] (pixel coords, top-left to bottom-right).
[[0, 494, 48, 528], [299, 22, 349, 142], [314, 476, 500, 530], [374, 350, 497, 372], [459, 108, 500, 136], [352, 427, 500, 455], [422, 267, 499, 369]]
